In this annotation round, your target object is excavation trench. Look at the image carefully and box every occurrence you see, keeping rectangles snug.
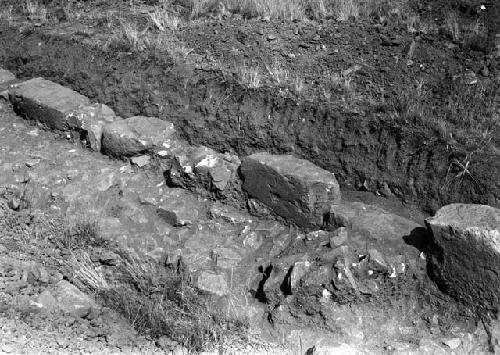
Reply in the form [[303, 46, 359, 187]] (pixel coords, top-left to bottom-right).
[[1, 22, 498, 352], [0, 24, 498, 215]]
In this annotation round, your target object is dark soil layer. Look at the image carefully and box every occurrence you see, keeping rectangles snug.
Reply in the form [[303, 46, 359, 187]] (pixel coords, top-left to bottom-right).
[[0, 20, 498, 214]]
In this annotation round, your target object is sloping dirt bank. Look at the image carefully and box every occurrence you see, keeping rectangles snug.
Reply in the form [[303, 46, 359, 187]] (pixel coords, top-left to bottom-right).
[[0, 22, 498, 214]]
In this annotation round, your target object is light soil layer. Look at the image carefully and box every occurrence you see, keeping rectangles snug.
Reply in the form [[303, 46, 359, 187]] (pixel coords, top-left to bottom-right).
[[0, 99, 495, 353], [0, 19, 498, 215]]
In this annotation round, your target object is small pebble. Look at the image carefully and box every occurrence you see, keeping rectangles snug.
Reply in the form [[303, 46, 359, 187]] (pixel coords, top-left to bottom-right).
[[25, 158, 41, 167], [443, 337, 461, 349], [1, 344, 15, 353], [131, 155, 150, 167]]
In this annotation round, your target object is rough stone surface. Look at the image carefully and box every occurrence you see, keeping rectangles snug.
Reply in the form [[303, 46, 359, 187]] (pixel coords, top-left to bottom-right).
[[9, 78, 91, 130], [426, 203, 500, 314], [66, 103, 116, 151], [330, 227, 349, 247], [325, 202, 424, 255], [131, 155, 150, 167], [241, 153, 341, 228], [154, 188, 205, 227], [209, 202, 254, 224], [36, 280, 96, 318], [162, 141, 241, 196], [102, 116, 176, 157], [53, 280, 97, 318], [196, 271, 228, 296], [0, 69, 15, 84]]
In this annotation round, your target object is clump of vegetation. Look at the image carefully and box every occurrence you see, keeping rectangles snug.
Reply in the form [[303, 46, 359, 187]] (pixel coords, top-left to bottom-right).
[[49, 216, 247, 352], [186, 0, 367, 21], [24, 0, 47, 22], [149, 2, 182, 30], [98, 256, 248, 351], [57, 219, 108, 250]]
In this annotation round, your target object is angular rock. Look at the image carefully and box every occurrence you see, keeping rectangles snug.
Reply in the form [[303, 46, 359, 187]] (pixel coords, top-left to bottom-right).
[[36, 290, 58, 311], [290, 260, 311, 289], [241, 153, 341, 228], [209, 202, 254, 224], [426, 204, 500, 314], [131, 155, 150, 167], [196, 271, 228, 296], [66, 103, 116, 151], [330, 227, 348, 247], [155, 188, 204, 226], [442, 338, 461, 349], [102, 116, 176, 157], [9, 78, 91, 130], [0, 69, 15, 84], [161, 141, 240, 196], [36, 280, 96, 318]]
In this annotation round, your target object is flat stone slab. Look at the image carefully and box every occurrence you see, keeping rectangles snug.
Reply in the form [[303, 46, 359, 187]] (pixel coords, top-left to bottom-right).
[[102, 116, 176, 157], [153, 188, 206, 227], [241, 153, 341, 228], [426, 203, 500, 314], [325, 201, 423, 255], [9, 78, 91, 130]]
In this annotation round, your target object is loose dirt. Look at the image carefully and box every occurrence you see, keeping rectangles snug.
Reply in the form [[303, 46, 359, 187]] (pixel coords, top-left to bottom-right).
[[0, 7, 498, 215], [0, 1, 499, 353]]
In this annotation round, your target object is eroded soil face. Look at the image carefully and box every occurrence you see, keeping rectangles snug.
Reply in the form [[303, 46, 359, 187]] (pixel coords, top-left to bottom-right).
[[0, 1, 499, 352], [0, 1, 499, 214], [0, 100, 492, 353]]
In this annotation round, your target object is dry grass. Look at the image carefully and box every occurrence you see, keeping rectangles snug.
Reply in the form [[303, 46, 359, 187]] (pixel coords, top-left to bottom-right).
[[443, 10, 488, 50], [98, 256, 248, 351], [392, 77, 499, 156], [0, 5, 14, 23], [24, 0, 47, 21], [0, 198, 248, 352], [55, 219, 108, 250], [43, 217, 248, 352], [149, 5, 182, 31], [187, 0, 398, 21], [334, 0, 359, 21], [236, 64, 263, 89], [119, 19, 148, 51]]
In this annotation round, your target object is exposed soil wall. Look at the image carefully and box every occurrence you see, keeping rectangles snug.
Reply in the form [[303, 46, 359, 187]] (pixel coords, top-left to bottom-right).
[[0, 24, 498, 213]]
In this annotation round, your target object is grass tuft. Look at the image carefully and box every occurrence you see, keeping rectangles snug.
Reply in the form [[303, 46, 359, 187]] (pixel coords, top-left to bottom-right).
[[98, 255, 248, 351], [57, 220, 108, 250], [47, 215, 248, 352]]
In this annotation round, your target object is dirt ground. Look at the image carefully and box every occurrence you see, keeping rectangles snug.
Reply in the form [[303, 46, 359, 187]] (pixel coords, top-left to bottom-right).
[[0, 0, 499, 353], [0, 0, 498, 216]]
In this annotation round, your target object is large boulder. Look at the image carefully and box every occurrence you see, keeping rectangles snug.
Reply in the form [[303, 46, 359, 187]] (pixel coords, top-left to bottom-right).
[[425, 204, 500, 314], [241, 153, 341, 228], [9, 78, 91, 130], [102, 116, 176, 157]]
